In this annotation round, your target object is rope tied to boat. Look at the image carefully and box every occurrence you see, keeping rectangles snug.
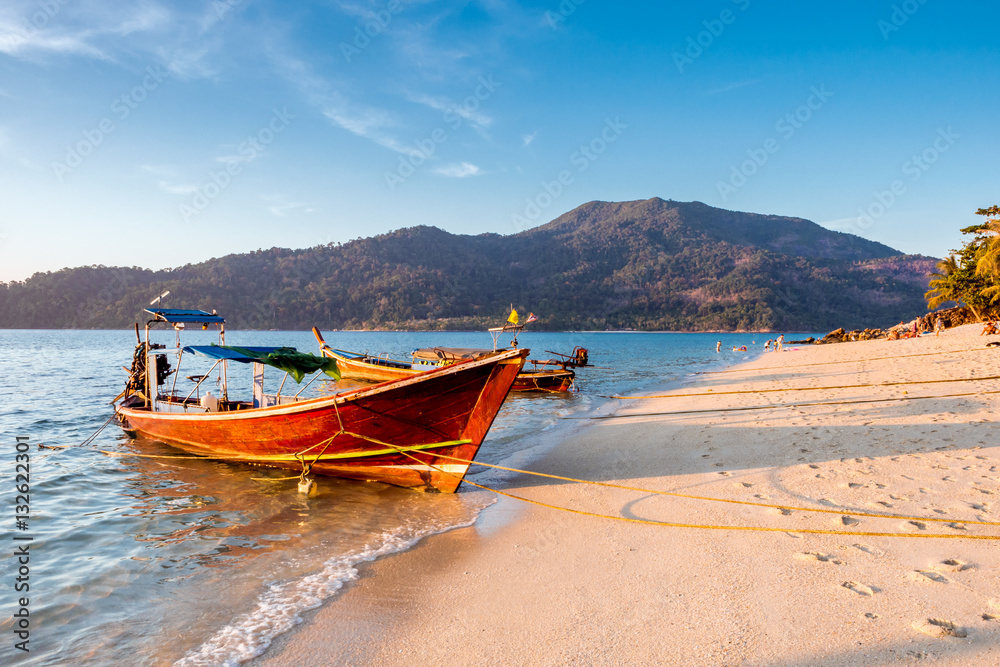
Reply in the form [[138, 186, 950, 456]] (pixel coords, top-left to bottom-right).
[[359, 441, 1000, 540], [76, 413, 117, 448]]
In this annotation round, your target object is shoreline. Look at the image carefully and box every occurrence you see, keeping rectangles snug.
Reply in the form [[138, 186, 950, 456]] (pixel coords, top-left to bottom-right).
[[255, 324, 1000, 666]]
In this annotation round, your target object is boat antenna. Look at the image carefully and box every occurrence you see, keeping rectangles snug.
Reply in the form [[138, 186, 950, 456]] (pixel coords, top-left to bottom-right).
[[150, 290, 170, 307]]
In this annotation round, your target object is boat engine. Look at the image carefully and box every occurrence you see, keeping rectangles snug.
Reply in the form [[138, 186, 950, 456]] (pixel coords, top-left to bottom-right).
[[124, 342, 172, 401]]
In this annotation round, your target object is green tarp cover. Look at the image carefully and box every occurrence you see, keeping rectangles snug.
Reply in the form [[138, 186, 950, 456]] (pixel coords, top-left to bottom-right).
[[183, 345, 341, 383]]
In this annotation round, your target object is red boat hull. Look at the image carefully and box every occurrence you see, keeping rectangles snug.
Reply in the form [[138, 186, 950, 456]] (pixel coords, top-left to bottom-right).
[[117, 349, 527, 492], [511, 369, 575, 393]]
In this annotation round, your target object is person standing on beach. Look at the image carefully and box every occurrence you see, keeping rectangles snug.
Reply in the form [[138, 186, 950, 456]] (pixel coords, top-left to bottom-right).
[[935, 315, 943, 336], [777, 334, 784, 352], [764, 340, 771, 351], [716, 341, 721, 353]]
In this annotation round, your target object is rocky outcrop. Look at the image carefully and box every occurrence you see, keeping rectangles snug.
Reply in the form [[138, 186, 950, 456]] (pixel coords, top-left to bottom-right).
[[818, 328, 886, 344], [918, 306, 976, 331]]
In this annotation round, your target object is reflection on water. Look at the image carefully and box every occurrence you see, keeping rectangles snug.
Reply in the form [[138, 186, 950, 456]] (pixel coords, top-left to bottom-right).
[[0, 329, 766, 665]]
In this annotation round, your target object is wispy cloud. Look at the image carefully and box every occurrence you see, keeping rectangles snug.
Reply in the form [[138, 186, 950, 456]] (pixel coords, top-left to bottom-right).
[[434, 162, 481, 178], [408, 92, 493, 129], [0, 1, 172, 60], [522, 131, 537, 147], [259, 194, 315, 217], [323, 105, 415, 154], [157, 180, 200, 195]]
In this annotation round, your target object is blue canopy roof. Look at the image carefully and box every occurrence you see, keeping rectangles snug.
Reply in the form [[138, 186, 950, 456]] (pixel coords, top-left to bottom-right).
[[145, 308, 225, 324]]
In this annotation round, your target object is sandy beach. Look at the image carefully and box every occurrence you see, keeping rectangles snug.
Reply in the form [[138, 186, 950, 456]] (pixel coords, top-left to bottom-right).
[[256, 324, 1000, 666]]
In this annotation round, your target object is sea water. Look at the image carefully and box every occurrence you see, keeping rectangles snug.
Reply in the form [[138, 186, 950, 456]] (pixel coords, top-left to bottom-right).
[[0, 329, 783, 665]]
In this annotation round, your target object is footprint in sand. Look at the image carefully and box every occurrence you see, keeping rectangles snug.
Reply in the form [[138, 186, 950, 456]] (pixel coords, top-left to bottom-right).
[[890, 494, 909, 501], [908, 521, 928, 530], [969, 503, 990, 512], [795, 552, 844, 565], [848, 483, 864, 489], [841, 516, 860, 526], [842, 581, 875, 597], [865, 612, 879, 619], [769, 508, 793, 516], [876, 501, 894, 508], [914, 570, 950, 584], [936, 559, 970, 572], [984, 599, 1000, 621], [912, 618, 967, 638], [808, 464, 821, 469], [946, 522, 967, 531], [852, 543, 886, 557]]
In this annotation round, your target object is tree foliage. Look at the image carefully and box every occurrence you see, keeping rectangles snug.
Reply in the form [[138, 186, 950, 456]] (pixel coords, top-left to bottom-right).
[[925, 206, 1000, 320]]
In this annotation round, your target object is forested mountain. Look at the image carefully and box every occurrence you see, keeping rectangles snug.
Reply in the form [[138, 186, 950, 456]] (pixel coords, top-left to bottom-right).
[[0, 198, 936, 331]]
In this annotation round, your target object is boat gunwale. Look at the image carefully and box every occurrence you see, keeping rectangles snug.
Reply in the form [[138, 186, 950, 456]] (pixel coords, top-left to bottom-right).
[[118, 348, 527, 423]]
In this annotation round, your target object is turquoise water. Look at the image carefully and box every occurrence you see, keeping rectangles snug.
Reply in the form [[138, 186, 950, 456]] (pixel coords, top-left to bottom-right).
[[0, 329, 782, 665]]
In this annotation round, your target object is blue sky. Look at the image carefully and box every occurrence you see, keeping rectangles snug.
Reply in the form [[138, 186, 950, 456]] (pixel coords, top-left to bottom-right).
[[1, 0, 997, 282]]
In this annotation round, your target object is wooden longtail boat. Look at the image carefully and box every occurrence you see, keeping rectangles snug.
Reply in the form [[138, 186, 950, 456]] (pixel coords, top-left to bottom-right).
[[114, 308, 527, 492], [323, 346, 575, 393], [315, 327, 582, 394]]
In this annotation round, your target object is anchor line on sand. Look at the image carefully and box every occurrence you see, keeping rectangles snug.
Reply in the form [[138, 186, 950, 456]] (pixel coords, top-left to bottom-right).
[[362, 441, 1000, 540], [577, 388, 1000, 420]]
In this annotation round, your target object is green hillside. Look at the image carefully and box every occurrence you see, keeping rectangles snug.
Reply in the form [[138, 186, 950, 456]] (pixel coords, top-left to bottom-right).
[[0, 198, 935, 331]]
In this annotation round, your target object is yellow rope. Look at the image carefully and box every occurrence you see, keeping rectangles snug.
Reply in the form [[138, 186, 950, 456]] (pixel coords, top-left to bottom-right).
[[613, 374, 1000, 399], [405, 449, 1000, 526], [380, 439, 1000, 540], [585, 388, 1000, 420]]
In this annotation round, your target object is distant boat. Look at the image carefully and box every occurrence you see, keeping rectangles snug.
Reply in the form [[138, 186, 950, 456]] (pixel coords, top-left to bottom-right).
[[314, 328, 582, 393], [114, 308, 526, 493]]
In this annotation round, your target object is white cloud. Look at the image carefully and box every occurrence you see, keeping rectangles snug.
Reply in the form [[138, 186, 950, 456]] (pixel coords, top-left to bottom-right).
[[434, 162, 481, 178], [522, 131, 537, 147], [0, 1, 172, 60], [157, 180, 200, 195], [323, 106, 415, 154], [408, 92, 493, 129]]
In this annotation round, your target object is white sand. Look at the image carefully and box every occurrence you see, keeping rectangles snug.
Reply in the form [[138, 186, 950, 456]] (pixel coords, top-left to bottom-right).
[[257, 324, 1000, 666]]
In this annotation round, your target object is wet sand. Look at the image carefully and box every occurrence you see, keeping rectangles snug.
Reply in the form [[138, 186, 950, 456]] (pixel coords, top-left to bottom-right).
[[256, 324, 1000, 666]]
